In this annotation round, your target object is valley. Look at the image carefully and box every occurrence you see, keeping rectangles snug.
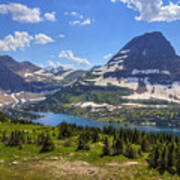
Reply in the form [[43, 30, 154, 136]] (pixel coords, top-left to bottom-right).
[[1, 32, 180, 180], [2, 0, 180, 179], [26, 32, 180, 128], [0, 113, 180, 180]]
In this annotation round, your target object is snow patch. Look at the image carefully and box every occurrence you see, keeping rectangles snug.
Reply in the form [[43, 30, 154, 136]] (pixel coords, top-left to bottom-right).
[[132, 69, 160, 75], [73, 102, 122, 112], [54, 70, 74, 81], [114, 55, 128, 61], [123, 82, 180, 103], [24, 73, 33, 78], [132, 69, 171, 75], [142, 50, 146, 56], [92, 77, 138, 90], [119, 49, 130, 54], [29, 97, 46, 102]]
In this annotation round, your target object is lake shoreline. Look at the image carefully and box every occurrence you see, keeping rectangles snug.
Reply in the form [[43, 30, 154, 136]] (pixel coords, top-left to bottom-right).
[[32, 112, 180, 136]]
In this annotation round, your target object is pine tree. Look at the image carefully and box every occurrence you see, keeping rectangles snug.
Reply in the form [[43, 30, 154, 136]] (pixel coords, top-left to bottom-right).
[[7, 130, 25, 146], [159, 146, 168, 170], [92, 129, 99, 143], [40, 134, 55, 153], [2, 130, 8, 143], [168, 144, 177, 174], [77, 134, 90, 151], [126, 144, 137, 159], [168, 144, 176, 168], [102, 137, 110, 156], [58, 122, 72, 139], [141, 137, 149, 152], [113, 138, 125, 155], [176, 154, 180, 174], [148, 146, 160, 168]]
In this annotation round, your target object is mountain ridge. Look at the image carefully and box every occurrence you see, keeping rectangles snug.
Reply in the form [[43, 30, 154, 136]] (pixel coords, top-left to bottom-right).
[[37, 31, 180, 113]]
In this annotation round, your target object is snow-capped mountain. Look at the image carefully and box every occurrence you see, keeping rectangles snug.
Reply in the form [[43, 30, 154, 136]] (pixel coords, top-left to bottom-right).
[[80, 32, 180, 103], [0, 56, 86, 107], [44, 65, 64, 74]]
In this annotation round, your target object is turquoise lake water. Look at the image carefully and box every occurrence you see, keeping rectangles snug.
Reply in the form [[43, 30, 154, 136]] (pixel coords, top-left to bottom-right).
[[33, 112, 180, 136]]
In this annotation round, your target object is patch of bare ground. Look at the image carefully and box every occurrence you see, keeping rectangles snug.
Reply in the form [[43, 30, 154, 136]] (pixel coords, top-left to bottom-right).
[[107, 161, 139, 167], [33, 159, 106, 179]]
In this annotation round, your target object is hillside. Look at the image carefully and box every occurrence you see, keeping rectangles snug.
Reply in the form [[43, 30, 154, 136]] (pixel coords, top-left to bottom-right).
[[34, 32, 180, 127], [0, 114, 180, 180], [0, 56, 86, 108]]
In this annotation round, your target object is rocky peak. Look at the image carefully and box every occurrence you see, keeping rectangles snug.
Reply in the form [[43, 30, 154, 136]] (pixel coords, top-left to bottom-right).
[[108, 32, 178, 71], [121, 32, 175, 58]]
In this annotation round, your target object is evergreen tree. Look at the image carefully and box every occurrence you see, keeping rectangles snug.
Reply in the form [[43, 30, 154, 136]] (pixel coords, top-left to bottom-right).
[[168, 144, 176, 168], [159, 146, 168, 170], [2, 130, 8, 143], [102, 137, 110, 156], [91, 129, 99, 143], [37, 133, 46, 145], [126, 144, 138, 159], [58, 122, 72, 139], [77, 133, 90, 151], [7, 130, 25, 146], [148, 146, 160, 168], [113, 138, 125, 155], [168, 144, 177, 174], [40, 134, 55, 153], [176, 153, 180, 174], [141, 137, 149, 152]]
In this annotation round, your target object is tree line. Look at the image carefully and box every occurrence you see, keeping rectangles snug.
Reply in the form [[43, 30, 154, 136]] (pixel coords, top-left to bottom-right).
[[1, 120, 180, 175]]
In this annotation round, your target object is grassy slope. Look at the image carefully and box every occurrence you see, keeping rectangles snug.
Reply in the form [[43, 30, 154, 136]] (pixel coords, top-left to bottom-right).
[[0, 122, 179, 180], [35, 84, 132, 110], [31, 83, 180, 128]]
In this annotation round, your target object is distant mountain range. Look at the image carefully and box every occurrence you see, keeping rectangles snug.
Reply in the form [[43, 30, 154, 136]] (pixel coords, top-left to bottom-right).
[[0, 56, 86, 107], [36, 32, 180, 115]]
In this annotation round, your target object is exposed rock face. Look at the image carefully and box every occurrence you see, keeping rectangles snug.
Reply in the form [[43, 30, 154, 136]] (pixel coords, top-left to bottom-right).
[[79, 32, 180, 103], [0, 55, 86, 107], [0, 58, 33, 92]]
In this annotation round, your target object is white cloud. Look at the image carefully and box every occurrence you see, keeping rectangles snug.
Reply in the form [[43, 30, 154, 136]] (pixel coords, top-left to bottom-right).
[[0, 32, 55, 51], [69, 20, 81, 25], [0, 31, 33, 51], [44, 12, 56, 22], [69, 18, 93, 25], [81, 18, 92, 25], [0, 3, 42, 23], [58, 34, 65, 38], [110, 0, 117, 2], [66, 11, 94, 26], [47, 60, 75, 70], [48, 60, 57, 68], [59, 50, 91, 66], [104, 53, 113, 60], [0, 3, 56, 23], [65, 11, 84, 19], [111, 0, 180, 22], [57, 62, 75, 70], [34, 33, 54, 45]]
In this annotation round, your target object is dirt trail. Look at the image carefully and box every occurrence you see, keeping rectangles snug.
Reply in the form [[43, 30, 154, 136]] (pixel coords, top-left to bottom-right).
[[34, 159, 105, 178], [107, 161, 139, 167]]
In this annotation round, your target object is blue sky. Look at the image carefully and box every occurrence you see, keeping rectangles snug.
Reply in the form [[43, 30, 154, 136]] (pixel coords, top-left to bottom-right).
[[1, 0, 180, 69]]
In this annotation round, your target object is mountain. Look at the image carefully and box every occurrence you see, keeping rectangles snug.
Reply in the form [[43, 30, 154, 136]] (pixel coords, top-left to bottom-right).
[[80, 32, 180, 103], [0, 62, 32, 92], [36, 32, 180, 116], [44, 65, 64, 74], [91, 65, 101, 71], [0, 56, 37, 92], [0, 56, 41, 76], [0, 55, 87, 108]]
